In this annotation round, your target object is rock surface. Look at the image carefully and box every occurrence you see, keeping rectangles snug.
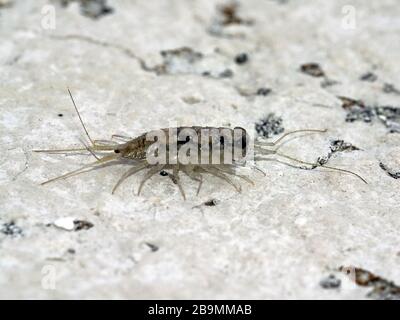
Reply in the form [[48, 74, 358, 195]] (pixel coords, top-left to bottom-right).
[[0, 0, 400, 299]]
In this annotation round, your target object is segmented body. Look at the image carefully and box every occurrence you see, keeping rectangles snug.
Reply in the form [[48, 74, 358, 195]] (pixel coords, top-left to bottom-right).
[[34, 90, 367, 200]]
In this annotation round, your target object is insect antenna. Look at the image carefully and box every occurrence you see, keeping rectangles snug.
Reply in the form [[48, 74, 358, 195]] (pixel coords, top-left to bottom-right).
[[254, 129, 367, 184], [275, 151, 368, 184], [255, 129, 327, 147], [67, 87, 95, 146], [41, 154, 119, 185], [33, 89, 115, 154]]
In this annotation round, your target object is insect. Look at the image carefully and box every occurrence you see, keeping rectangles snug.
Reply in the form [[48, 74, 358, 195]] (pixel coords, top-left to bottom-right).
[[34, 89, 367, 200]]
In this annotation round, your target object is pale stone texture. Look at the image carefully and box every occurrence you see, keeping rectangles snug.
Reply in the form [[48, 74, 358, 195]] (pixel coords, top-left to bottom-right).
[[0, 0, 400, 299]]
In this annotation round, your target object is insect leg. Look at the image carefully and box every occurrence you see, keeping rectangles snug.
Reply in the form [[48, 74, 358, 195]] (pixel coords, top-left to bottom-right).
[[112, 161, 149, 194], [254, 156, 312, 170], [111, 134, 132, 142], [255, 153, 367, 184], [215, 165, 254, 185], [181, 166, 203, 195], [137, 164, 166, 196], [172, 167, 186, 200], [199, 166, 242, 193], [275, 151, 367, 184]]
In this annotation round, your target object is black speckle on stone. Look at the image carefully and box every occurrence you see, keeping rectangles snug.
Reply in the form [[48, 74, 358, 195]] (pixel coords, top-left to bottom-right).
[[235, 53, 248, 65], [300, 63, 325, 77], [58, 113, 64, 117], [145, 242, 159, 252], [255, 113, 284, 138], [73, 220, 94, 231], [256, 88, 272, 96], [375, 106, 400, 132], [383, 83, 400, 95], [219, 69, 234, 78], [61, 0, 114, 19], [338, 96, 365, 109], [1, 221, 23, 237], [160, 170, 168, 176], [204, 199, 219, 206], [345, 107, 374, 123], [360, 72, 377, 82], [320, 274, 341, 289], [320, 78, 339, 88]]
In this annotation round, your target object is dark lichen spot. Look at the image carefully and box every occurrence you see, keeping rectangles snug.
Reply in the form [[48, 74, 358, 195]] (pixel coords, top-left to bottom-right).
[[338, 96, 365, 109], [318, 140, 360, 166], [1, 221, 23, 237], [338, 96, 373, 123], [339, 266, 400, 300], [383, 83, 400, 95], [360, 72, 377, 82], [217, 2, 253, 26], [256, 88, 272, 96], [235, 53, 248, 65], [208, 2, 253, 38], [320, 274, 341, 289], [340, 97, 400, 132], [255, 113, 284, 138], [73, 220, 93, 231], [375, 106, 400, 132], [300, 63, 325, 77], [156, 47, 203, 75]]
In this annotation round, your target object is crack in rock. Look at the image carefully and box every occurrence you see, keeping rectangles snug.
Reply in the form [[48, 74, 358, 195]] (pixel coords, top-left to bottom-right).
[[379, 162, 400, 179], [12, 148, 29, 182]]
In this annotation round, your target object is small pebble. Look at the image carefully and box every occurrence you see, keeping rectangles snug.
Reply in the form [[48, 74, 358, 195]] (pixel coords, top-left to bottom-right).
[[53, 217, 93, 231], [54, 217, 76, 231], [300, 62, 325, 77], [320, 274, 341, 289]]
